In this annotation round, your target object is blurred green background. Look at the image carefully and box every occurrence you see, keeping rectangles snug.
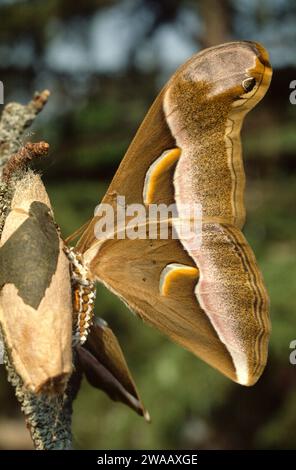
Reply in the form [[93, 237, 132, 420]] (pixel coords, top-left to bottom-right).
[[0, 0, 295, 450]]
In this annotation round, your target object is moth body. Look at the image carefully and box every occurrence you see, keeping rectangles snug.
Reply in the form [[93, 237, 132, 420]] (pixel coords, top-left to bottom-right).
[[64, 246, 96, 345]]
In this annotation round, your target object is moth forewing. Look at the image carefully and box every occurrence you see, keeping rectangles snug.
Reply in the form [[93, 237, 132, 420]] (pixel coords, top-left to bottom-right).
[[164, 41, 272, 385], [0, 172, 73, 395], [76, 88, 176, 255]]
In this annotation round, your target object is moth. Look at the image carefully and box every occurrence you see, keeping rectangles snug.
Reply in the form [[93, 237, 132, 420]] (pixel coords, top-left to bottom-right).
[[0, 41, 272, 408], [70, 41, 272, 387]]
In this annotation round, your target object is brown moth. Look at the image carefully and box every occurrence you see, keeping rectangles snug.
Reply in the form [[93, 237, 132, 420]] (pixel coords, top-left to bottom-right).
[[71, 41, 272, 387], [0, 171, 73, 394]]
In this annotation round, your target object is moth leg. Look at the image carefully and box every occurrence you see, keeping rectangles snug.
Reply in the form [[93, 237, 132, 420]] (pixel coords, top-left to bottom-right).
[[143, 148, 181, 205], [159, 263, 199, 297]]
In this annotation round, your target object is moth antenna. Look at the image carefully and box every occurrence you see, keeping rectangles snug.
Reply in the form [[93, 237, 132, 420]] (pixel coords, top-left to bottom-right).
[[65, 218, 92, 245]]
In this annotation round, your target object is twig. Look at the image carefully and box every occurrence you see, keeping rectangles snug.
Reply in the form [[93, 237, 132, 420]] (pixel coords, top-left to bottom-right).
[[0, 90, 50, 175], [2, 343, 77, 450], [2, 141, 49, 181]]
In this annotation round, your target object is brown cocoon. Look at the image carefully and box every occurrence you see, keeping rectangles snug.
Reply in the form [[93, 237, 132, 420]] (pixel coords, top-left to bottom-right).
[[0, 172, 73, 394]]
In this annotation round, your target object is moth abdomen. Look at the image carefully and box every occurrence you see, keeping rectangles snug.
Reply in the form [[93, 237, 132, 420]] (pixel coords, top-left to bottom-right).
[[64, 246, 96, 345]]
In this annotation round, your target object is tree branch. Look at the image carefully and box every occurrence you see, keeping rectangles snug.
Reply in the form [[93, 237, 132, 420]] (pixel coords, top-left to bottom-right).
[[0, 91, 78, 450]]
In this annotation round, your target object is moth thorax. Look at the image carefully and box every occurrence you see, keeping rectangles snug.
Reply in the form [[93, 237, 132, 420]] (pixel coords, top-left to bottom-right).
[[64, 246, 96, 346]]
